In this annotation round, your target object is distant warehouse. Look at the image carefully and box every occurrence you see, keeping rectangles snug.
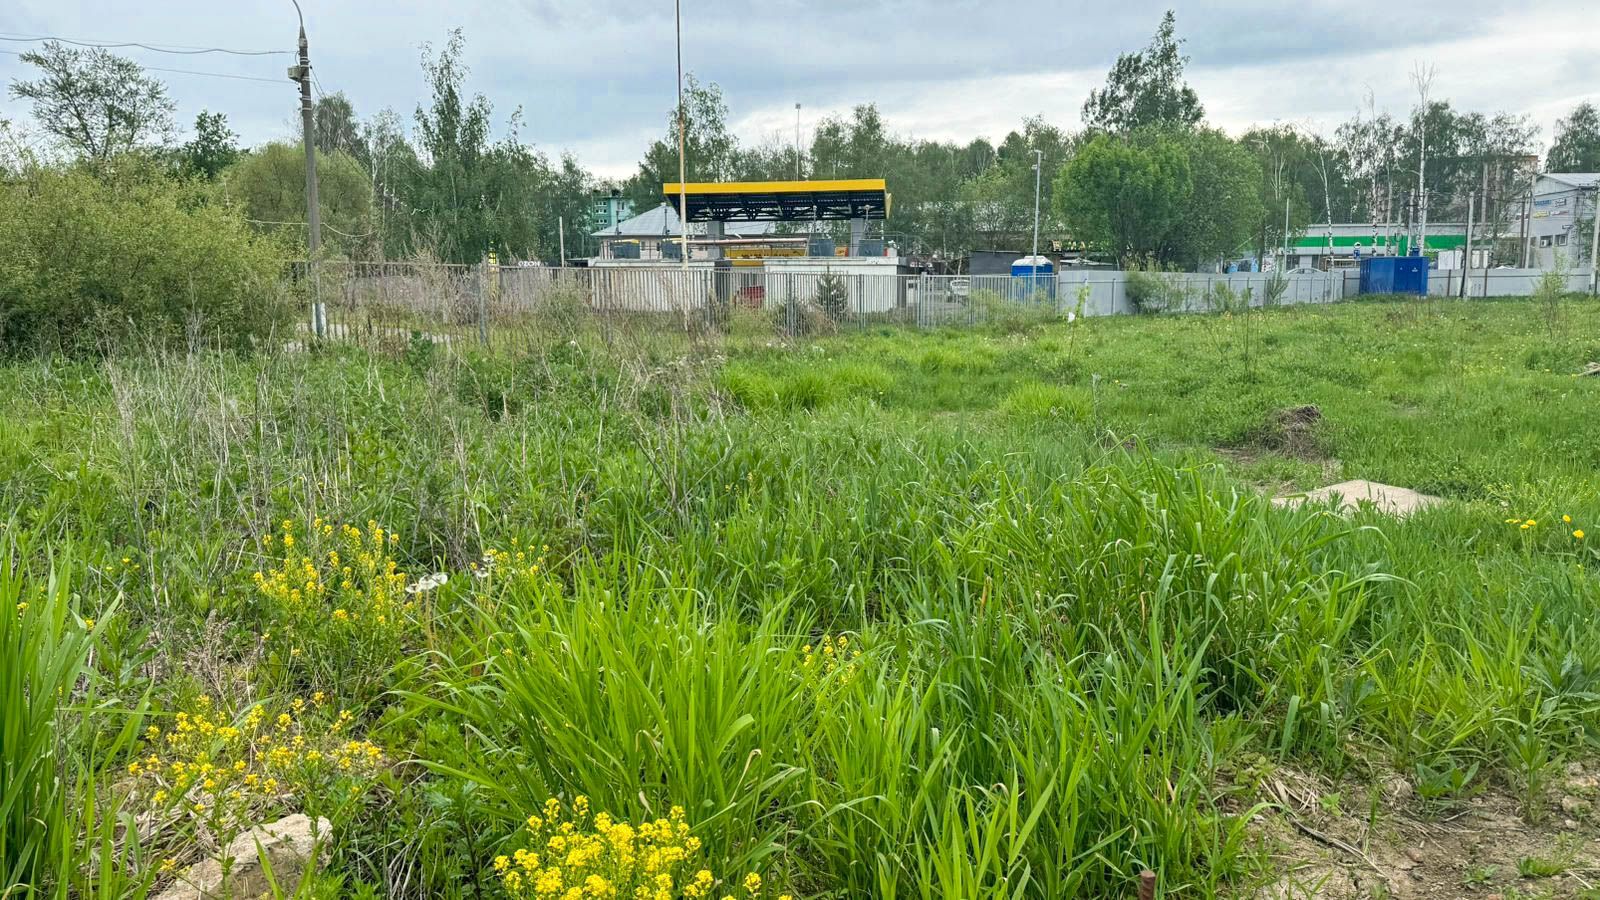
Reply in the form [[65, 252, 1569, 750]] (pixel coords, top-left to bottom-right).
[[1526, 172, 1599, 270]]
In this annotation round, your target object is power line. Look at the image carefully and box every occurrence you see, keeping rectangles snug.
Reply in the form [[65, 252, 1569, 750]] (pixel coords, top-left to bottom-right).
[[0, 32, 289, 57], [0, 48, 283, 84]]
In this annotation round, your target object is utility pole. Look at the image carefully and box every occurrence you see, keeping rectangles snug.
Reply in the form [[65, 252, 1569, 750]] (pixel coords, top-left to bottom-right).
[[1460, 191, 1473, 298], [1523, 171, 1537, 268], [1030, 148, 1043, 265], [794, 103, 802, 180], [674, 0, 689, 324], [557, 215, 566, 271], [1403, 191, 1412, 253], [289, 0, 323, 337], [1282, 197, 1290, 268], [1589, 186, 1600, 294]]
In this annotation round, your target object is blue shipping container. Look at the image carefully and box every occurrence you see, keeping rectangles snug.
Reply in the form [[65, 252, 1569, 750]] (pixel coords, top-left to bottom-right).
[[1358, 256, 1428, 295]]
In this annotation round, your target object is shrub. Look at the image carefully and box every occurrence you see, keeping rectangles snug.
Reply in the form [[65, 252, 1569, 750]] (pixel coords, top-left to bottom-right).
[[814, 271, 850, 323], [0, 159, 290, 353], [1125, 268, 1189, 314], [770, 298, 833, 339]]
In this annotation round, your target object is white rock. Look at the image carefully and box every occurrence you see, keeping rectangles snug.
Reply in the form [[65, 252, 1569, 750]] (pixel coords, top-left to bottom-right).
[[1272, 480, 1442, 518], [155, 814, 330, 900]]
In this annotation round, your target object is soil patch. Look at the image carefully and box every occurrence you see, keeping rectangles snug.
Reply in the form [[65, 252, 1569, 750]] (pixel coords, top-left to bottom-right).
[[1238, 763, 1600, 899]]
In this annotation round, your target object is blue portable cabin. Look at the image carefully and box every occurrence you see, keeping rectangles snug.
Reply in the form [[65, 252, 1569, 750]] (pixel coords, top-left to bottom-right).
[[1010, 255, 1055, 301], [1358, 256, 1428, 295]]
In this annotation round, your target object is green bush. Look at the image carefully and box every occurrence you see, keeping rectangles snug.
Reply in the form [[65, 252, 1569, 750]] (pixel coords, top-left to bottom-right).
[[0, 160, 290, 352], [814, 271, 850, 322], [1125, 268, 1190, 314]]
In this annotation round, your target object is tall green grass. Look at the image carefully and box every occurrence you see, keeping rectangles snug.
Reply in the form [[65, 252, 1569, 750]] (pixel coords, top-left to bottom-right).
[[2, 297, 1599, 896]]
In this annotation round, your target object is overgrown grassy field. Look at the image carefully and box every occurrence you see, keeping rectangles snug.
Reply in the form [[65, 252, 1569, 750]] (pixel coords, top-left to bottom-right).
[[5, 295, 1600, 899]]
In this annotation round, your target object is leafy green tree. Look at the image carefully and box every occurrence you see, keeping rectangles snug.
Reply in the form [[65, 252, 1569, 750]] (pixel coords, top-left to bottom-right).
[[1055, 127, 1258, 268], [1081, 11, 1203, 134], [810, 105, 893, 179], [314, 92, 365, 165], [962, 118, 1074, 251], [361, 107, 424, 259], [1335, 101, 1407, 226], [8, 41, 174, 159], [345, 32, 594, 265], [623, 75, 740, 210], [177, 111, 240, 181], [224, 142, 374, 258], [1242, 125, 1330, 262], [1547, 102, 1600, 172], [1163, 127, 1264, 268], [409, 29, 495, 262], [1053, 130, 1190, 266]]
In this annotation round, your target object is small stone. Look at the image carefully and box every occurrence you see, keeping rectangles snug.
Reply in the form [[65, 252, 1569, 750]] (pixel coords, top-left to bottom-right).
[[1561, 795, 1590, 815], [1382, 774, 1413, 801], [1404, 847, 1425, 863], [154, 814, 329, 900]]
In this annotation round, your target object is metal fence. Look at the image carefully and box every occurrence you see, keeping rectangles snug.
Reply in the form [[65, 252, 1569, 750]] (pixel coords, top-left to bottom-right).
[[301, 261, 1598, 350]]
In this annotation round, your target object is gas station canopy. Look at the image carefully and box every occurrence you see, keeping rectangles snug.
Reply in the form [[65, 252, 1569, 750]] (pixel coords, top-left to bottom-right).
[[663, 179, 889, 223]]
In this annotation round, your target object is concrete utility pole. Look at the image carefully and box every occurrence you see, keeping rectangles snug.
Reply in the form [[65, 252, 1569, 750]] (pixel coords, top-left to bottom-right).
[[1590, 187, 1600, 294], [557, 215, 566, 271], [1461, 191, 1473, 299], [674, 0, 689, 321], [1030, 149, 1043, 267], [1523, 172, 1537, 268], [288, 0, 323, 337], [1282, 197, 1290, 267]]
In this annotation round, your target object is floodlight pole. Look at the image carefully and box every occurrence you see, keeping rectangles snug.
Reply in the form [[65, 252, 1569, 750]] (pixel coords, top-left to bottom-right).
[[289, 0, 323, 337], [795, 103, 802, 180], [675, 0, 689, 324]]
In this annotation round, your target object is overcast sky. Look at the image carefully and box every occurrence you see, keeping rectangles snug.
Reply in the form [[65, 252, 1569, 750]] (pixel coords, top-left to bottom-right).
[[4, 2, 1597, 178]]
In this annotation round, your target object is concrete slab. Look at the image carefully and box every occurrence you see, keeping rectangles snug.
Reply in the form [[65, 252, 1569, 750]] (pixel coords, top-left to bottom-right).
[[1271, 479, 1442, 518]]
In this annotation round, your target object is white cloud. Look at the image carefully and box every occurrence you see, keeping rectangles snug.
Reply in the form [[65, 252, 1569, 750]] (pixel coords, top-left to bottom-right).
[[3, 0, 1595, 175]]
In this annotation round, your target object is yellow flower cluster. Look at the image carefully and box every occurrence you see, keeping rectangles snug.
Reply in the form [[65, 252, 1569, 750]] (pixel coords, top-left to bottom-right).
[[132, 694, 384, 847], [801, 634, 862, 688], [252, 517, 414, 632], [493, 798, 786, 900], [474, 537, 552, 581], [1506, 514, 1587, 540]]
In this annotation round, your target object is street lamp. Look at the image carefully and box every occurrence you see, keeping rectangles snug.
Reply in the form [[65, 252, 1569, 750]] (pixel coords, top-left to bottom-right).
[[794, 103, 802, 180]]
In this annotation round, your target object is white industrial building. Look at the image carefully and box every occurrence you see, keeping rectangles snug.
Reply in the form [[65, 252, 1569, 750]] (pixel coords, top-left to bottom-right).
[[1527, 173, 1599, 269]]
